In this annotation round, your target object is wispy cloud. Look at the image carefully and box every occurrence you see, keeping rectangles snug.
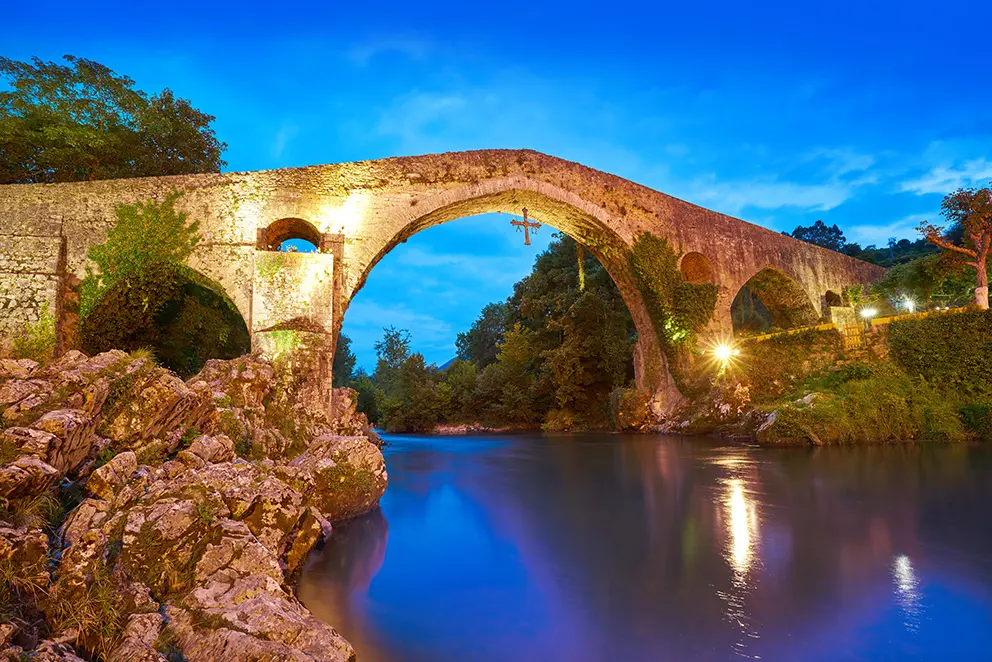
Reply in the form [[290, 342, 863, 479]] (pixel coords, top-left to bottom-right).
[[271, 123, 299, 160], [847, 213, 930, 246], [900, 158, 992, 195], [680, 175, 856, 215], [345, 36, 432, 66]]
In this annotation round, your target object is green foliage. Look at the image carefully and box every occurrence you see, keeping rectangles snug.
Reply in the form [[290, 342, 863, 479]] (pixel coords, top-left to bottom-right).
[[333, 333, 357, 385], [787, 220, 847, 252], [871, 252, 981, 308], [762, 365, 966, 444], [77, 192, 249, 376], [351, 371, 381, 424], [0, 55, 225, 184], [959, 403, 992, 442], [11, 302, 56, 362], [630, 234, 718, 375], [888, 309, 992, 398], [734, 329, 844, 402], [456, 302, 509, 367], [80, 191, 200, 320]]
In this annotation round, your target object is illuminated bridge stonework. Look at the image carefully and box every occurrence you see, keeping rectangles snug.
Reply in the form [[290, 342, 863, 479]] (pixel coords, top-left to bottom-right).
[[0, 149, 885, 414]]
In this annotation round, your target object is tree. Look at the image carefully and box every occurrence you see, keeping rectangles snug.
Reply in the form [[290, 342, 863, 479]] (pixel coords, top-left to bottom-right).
[[456, 302, 509, 367], [788, 220, 847, 252], [333, 334, 357, 385], [0, 55, 225, 184], [918, 185, 992, 309]]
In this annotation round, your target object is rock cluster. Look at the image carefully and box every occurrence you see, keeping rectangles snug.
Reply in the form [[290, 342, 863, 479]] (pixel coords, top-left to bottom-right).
[[0, 351, 386, 661]]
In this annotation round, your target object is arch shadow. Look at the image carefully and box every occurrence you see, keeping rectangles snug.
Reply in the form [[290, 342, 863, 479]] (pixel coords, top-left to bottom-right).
[[730, 267, 820, 335]]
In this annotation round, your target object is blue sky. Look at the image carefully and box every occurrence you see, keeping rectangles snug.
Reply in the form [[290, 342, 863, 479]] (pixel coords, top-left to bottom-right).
[[4, 0, 990, 369]]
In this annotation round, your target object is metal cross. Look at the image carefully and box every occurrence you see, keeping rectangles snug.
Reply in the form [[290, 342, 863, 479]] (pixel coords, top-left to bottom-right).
[[510, 207, 542, 246]]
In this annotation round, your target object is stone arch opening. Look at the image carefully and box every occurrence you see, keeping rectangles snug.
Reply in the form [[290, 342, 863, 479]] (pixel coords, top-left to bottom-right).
[[257, 217, 323, 253], [80, 267, 251, 378], [824, 290, 843, 307], [730, 267, 819, 335], [340, 186, 674, 402], [679, 252, 714, 284]]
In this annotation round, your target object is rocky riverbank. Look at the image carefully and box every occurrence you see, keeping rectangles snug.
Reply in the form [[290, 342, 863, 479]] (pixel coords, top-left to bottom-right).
[[0, 350, 386, 661]]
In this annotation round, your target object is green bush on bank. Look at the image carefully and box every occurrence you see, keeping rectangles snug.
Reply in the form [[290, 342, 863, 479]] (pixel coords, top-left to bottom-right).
[[748, 310, 992, 444], [888, 309, 992, 398], [762, 363, 966, 444]]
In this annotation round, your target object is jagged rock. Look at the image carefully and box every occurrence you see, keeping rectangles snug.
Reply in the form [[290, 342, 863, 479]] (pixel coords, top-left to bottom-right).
[[86, 451, 137, 501], [102, 364, 215, 450], [330, 388, 378, 442], [186, 434, 235, 464], [188, 356, 275, 409], [0, 457, 60, 499], [33, 409, 95, 474], [0, 350, 385, 662], [1, 426, 57, 459], [0, 525, 49, 591], [0, 378, 44, 408], [0, 358, 39, 380], [30, 640, 86, 661], [106, 613, 167, 662], [167, 575, 355, 661], [285, 435, 388, 522], [60, 498, 111, 547]]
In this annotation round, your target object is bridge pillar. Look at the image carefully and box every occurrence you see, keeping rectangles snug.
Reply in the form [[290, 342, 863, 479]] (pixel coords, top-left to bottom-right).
[[250, 249, 337, 413]]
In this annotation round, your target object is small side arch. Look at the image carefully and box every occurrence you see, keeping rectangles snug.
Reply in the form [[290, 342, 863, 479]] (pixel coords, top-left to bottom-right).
[[257, 218, 323, 252], [824, 290, 843, 307], [730, 267, 820, 334], [679, 252, 715, 284]]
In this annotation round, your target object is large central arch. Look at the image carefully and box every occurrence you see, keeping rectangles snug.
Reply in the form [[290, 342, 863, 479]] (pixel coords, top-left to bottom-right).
[[338, 183, 676, 405]]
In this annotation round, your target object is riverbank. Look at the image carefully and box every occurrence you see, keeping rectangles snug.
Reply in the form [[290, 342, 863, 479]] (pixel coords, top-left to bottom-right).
[[0, 351, 385, 660], [664, 308, 992, 445]]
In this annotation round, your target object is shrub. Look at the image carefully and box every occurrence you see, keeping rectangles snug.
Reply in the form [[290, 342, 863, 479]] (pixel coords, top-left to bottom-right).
[[888, 309, 992, 398], [960, 403, 992, 442], [11, 302, 56, 362]]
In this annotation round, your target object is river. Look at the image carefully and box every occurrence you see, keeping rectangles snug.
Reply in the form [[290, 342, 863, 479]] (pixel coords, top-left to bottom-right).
[[298, 433, 992, 661]]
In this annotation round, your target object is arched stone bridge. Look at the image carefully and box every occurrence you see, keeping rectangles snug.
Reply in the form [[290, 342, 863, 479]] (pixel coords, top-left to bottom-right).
[[0, 149, 884, 411]]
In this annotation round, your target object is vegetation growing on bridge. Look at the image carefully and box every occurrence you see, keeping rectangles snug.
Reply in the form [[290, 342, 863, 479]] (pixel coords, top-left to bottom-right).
[[78, 193, 249, 377], [629, 233, 718, 378]]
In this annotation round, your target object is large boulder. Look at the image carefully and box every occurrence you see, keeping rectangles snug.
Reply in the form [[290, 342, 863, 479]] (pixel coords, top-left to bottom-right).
[[85, 451, 137, 500], [33, 409, 95, 474], [284, 435, 388, 522]]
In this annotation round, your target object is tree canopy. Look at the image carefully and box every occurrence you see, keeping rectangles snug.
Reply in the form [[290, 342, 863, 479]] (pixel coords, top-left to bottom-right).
[[0, 55, 226, 184], [787, 220, 847, 252], [918, 185, 992, 309]]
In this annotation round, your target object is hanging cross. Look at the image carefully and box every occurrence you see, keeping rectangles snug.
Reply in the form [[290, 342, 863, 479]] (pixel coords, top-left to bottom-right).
[[510, 207, 542, 246]]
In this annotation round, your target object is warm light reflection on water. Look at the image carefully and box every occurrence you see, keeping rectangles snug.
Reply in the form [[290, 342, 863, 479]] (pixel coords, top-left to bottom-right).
[[892, 554, 922, 631], [719, 474, 762, 658], [728, 479, 756, 575]]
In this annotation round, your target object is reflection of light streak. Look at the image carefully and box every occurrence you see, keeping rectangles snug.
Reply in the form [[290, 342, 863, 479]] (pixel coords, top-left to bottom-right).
[[728, 479, 757, 577], [719, 476, 762, 658], [892, 554, 922, 631]]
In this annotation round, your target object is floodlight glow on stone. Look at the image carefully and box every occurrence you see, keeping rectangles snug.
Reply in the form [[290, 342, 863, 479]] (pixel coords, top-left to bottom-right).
[[714, 344, 734, 362], [859, 307, 877, 319]]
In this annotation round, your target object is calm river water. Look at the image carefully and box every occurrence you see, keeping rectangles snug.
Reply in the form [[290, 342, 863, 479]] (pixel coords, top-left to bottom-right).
[[298, 433, 992, 661]]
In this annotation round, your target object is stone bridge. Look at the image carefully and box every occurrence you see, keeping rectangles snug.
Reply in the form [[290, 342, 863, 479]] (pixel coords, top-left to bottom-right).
[[0, 149, 884, 411]]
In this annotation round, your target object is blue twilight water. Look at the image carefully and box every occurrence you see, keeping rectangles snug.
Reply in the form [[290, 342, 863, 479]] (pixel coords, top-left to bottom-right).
[[298, 434, 992, 662]]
